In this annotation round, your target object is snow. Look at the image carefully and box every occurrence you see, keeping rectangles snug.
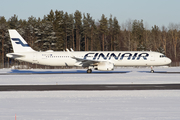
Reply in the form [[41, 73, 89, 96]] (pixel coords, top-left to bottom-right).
[[0, 67, 180, 120], [1, 91, 180, 120]]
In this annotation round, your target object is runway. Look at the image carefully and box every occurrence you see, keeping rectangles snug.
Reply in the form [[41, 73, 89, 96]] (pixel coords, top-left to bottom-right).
[[1, 84, 180, 91], [1, 67, 180, 75], [1, 68, 180, 91]]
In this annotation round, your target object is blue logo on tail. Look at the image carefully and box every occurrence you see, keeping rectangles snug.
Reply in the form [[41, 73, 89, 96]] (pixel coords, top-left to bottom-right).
[[12, 38, 30, 47]]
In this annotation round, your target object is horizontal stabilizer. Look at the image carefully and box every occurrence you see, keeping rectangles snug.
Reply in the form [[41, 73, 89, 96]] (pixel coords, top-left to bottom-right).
[[6, 53, 25, 58]]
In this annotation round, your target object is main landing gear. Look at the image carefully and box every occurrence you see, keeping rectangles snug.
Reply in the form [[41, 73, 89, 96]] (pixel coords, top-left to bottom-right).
[[87, 69, 92, 73], [150, 66, 154, 73]]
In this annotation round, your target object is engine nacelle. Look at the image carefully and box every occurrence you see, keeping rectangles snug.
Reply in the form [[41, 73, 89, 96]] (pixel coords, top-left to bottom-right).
[[96, 62, 114, 71]]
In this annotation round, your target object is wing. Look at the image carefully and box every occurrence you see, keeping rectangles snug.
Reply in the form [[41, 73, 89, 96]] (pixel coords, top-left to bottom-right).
[[66, 48, 100, 67], [71, 56, 100, 67]]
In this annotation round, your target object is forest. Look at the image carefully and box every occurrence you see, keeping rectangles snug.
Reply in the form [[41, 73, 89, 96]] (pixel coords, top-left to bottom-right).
[[0, 9, 180, 68]]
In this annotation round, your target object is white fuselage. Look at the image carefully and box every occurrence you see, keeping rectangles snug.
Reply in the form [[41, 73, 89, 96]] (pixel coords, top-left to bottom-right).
[[11, 51, 171, 67]]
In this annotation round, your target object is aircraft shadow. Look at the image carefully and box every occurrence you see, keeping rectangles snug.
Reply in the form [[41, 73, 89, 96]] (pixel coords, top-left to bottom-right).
[[138, 71, 180, 74], [10, 69, 131, 74]]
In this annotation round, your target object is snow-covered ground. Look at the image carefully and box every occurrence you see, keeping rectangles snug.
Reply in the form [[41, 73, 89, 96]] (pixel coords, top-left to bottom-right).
[[1, 91, 180, 120], [0, 67, 180, 120]]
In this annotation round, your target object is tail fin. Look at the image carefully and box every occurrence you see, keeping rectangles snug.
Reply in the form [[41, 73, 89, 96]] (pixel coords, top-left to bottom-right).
[[8, 29, 35, 53]]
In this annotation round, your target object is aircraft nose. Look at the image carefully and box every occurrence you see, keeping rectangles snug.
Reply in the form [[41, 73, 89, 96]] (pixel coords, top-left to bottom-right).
[[166, 58, 172, 64]]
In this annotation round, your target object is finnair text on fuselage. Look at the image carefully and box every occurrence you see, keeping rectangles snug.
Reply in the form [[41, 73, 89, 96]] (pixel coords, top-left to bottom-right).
[[84, 52, 149, 60]]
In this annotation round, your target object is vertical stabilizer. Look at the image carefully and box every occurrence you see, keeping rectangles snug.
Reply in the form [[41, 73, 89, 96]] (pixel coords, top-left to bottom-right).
[[8, 29, 35, 53]]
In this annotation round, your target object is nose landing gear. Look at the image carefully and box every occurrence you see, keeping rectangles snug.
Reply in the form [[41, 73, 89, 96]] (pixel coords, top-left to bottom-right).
[[150, 66, 154, 73]]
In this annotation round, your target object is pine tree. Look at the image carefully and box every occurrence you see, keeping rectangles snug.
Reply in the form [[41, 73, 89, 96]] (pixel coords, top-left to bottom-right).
[[0, 17, 8, 67], [68, 14, 75, 50], [161, 26, 167, 55], [99, 14, 108, 51], [83, 13, 89, 51], [132, 19, 145, 51], [151, 25, 160, 51], [53, 10, 64, 50], [47, 9, 55, 23], [108, 15, 113, 51], [74, 10, 82, 51], [112, 17, 120, 51], [90, 20, 96, 51], [8, 14, 19, 29]]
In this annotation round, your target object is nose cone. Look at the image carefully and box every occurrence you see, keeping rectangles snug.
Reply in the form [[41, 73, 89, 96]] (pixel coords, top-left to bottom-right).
[[166, 58, 172, 64]]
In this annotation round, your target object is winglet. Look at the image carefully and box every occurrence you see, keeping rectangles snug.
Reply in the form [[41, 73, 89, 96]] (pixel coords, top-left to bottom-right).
[[70, 48, 74, 52], [66, 48, 75, 58], [66, 48, 70, 52]]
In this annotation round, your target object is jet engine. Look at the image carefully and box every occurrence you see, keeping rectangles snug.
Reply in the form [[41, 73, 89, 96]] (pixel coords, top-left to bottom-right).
[[95, 62, 114, 71]]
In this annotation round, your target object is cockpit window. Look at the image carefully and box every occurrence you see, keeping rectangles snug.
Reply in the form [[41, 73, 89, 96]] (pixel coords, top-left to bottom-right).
[[160, 55, 166, 58]]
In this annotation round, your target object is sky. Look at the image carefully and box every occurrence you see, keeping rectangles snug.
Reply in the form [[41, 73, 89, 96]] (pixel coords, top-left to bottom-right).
[[1, 0, 180, 29]]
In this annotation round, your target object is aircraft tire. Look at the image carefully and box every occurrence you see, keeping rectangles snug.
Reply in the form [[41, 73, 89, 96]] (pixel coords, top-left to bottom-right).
[[151, 70, 154, 73], [87, 69, 92, 73]]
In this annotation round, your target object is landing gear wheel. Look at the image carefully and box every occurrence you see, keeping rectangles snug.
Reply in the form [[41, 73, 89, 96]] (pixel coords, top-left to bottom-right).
[[87, 69, 92, 73], [151, 70, 154, 73], [150, 66, 154, 73]]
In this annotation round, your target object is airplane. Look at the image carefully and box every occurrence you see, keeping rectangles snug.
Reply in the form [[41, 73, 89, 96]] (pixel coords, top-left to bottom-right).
[[6, 29, 172, 73]]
